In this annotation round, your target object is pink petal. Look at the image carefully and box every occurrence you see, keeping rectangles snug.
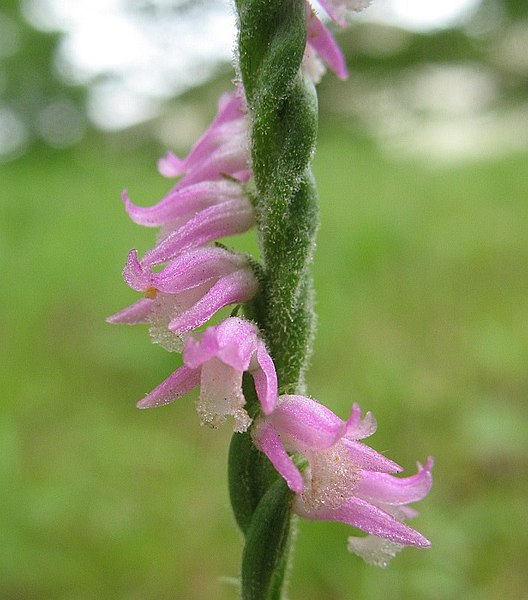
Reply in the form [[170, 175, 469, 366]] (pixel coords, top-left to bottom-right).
[[251, 340, 278, 415], [141, 199, 255, 267], [122, 250, 151, 291], [152, 247, 247, 294], [253, 421, 304, 494], [356, 457, 433, 505], [183, 317, 257, 371], [106, 298, 153, 324], [317, 0, 372, 27], [158, 151, 186, 177], [343, 439, 403, 473], [307, 8, 348, 80], [170, 142, 249, 190], [136, 364, 201, 408], [296, 495, 431, 547], [168, 268, 258, 334], [269, 395, 347, 451], [156, 92, 245, 178], [344, 402, 377, 440], [123, 180, 245, 227], [213, 318, 259, 370]]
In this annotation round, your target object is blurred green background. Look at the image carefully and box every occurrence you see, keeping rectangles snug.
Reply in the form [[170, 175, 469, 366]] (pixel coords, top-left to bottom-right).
[[1, 1, 528, 598]]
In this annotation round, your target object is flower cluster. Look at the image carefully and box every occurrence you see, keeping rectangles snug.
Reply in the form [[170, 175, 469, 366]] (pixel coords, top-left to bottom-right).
[[108, 88, 276, 428], [108, 0, 431, 569]]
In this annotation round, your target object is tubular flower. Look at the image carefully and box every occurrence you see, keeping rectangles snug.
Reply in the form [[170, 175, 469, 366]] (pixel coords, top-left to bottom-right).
[[253, 394, 433, 566], [305, 3, 348, 82], [317, 0, 373, 27], [106, 247, 259, 351], [136, 317, 278, 433]]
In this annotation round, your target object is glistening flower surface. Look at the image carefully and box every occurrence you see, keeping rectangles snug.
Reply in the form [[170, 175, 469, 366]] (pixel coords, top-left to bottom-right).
[[137, 317, 277, 433], [254, 394, 433, 566]]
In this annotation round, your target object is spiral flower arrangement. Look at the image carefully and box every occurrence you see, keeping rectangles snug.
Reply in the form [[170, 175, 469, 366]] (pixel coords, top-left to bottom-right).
[[108, 1, 433, 597]]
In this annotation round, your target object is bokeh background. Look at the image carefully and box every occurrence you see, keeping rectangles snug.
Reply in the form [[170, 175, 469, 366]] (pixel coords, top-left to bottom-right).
[[2, 0, 528, 598]]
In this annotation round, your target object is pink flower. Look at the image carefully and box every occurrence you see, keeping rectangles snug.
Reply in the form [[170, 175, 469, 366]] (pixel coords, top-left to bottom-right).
[[157, 90, 250, 185], [122, 178, 248, 229], [254, 395, 433, 566], [305, 3, 348, 81], [106, 247, 259, 351], [136, 318, 278, 433], [139, 196, 255, 267], [120, 88, 255, 268], [317, 0, 373, 28]]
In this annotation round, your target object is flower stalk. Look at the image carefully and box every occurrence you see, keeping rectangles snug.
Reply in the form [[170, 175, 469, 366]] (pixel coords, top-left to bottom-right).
[[230, 1, 320, 597]]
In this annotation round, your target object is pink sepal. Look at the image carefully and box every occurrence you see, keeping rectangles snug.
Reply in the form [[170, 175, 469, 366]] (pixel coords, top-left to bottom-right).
[[317, 0, 372, 28], [158, 151, 186, 178], [168, 141, 249, 191], [168, 269, 259, 334], [268, 395, 348, 450], [344, 402, 377, 440], [141, 198, 255, 267], [106, 298, 153, 324], [156, 91, 246, 178], [136, 364, 201, 409], [295, 495, 431, 548], [356, 458, 434, 505], [254, 421, 304, 494], [122, 179, 245, 227], [251, 341, 278, 415], [343, 439, 403, 473], [123, 247, 248, 294], [306, 6, 348, 80]]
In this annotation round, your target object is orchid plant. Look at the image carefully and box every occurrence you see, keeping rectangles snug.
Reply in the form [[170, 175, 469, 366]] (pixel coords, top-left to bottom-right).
[[108, 1, 432, 597]]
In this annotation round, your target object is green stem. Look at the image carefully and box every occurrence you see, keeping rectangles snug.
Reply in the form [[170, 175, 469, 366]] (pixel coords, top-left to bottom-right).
[[229, 1, 319, 598]]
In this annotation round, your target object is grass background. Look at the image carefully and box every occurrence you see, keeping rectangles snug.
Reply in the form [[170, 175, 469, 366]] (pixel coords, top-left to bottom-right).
[[1, 110, 527, 598]]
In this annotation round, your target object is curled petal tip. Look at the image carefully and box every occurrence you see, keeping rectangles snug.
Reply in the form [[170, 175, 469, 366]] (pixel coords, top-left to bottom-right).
[[122, 249, 149, 291]]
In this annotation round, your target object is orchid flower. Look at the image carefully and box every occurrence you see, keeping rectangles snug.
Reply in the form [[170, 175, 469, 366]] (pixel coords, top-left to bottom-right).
[[106, 248, 259, 351], [317, 0, 373, 27], [139, 197, 255, 267], [254, 394, 433, 566], [305, 2, 348, 82], [136, 318, 277, 433], [122, 178, 248, 229], [157, 90, 250, 186]]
